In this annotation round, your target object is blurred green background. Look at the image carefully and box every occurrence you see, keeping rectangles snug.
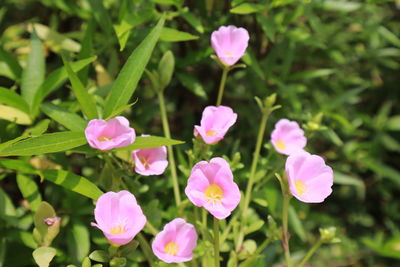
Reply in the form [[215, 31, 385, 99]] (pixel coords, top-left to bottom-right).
[[0, 0, 399, 266]]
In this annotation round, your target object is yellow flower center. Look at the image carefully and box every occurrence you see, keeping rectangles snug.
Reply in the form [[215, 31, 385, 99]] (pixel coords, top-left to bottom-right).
[[139, 156, 150, 169], [295, 180, 306, 196], [204, 184, 223, 204], [98, 136, 112, 142], [109, 223, 126, 235], [165, 242, 179, 256], [276, 140, 286, 150], [224, 51, 233, 57], [206, 130, 217, 136]]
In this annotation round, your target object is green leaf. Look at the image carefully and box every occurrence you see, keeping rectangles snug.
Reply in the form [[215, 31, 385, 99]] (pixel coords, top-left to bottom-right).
[[230, 3, 266, 14], [160, 27, 199, 42], [16, 174, 42, 212], [0, 46, 22, 80], [88, 0, 114, 35], [334, 171, 366, 200], [176, 72, 207, 99], [25, 119, 51, 137], [42, 170, 103, 200], [89, 250, 109, 263], [32, 56, 96, 117], [68, 222, 90, 262], [41, 103, 87, 131], [289, 206, 306, 242], [113, 136, 184, 151], [0, 187, 17, 222], [319, 0, 361, 12], [62, 57, 98, 119], [378, 26, 400, 47], [21, 29, 45, 110], [105, 100, 137, 120], [33, 201, 56, 241], [103, 16, 165, 118], [0, 158, 37, 174], [29, 23, 81, 52], [386, 115, 400, 131], [180, 11, 204, 33], [289, 68, 335, 81], [78, 19, 95, 85], [32, 247, 56, 267], [0, 104, 32, 125], [0, 87, 29, 113], [0, 132, 87, 156]]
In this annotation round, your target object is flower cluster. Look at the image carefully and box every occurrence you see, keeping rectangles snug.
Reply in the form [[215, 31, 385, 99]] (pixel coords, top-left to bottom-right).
[[271, 119, 334, 203], [84, 24, 335, 265]]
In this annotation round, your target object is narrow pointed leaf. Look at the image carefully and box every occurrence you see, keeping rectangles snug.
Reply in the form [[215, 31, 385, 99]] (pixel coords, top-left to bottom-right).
[[62, 57, 98, 119], [41, 103, 87, 131], [0, 87, 29, 113], [42, 170, 103, 200], [103, 15, 165, 118], [0, 132, 87, 156], [21, 29, 45, 110]]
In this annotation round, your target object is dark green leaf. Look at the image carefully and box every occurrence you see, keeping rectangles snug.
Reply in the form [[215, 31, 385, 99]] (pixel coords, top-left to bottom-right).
[[41, 103, 87, 131]]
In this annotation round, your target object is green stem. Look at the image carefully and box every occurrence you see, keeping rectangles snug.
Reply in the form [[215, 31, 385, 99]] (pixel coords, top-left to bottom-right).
[[298, 239, 323, 267], [145, 221, 158, 236], [236, 110, 270, 251], [281, 192, 292, 267], [240, 237, 273, 267], [137, 233, 154, 265], [216, 67, 229, 106], [157, 92, 181, 207], [213, 217, 220, 267]]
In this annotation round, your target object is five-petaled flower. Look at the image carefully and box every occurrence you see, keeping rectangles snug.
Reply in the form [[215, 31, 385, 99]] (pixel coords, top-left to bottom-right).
[[91, 191, 146, 246], [152, 218, 197, 263], [185, 157, 241, 219], [194, 105, 237, 145], [85, 116, 136, 151], [285, 152, 334, 203], [211, 25, 250, 66], [132, 135, 168, 176], [271, 119, 307, 156]]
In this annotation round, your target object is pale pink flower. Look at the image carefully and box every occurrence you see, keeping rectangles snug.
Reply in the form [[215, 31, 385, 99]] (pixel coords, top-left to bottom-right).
[[194, 106, 237, 145], [211, 25, 249, 66], [185, 157, 241, 219], [286, 152, 334, 203], [152, 218, 197, 263], [132, 135, 168, 176], [85, 116, 136, 150], [271, 119, 307, 156], [91, 191, 146, 246]]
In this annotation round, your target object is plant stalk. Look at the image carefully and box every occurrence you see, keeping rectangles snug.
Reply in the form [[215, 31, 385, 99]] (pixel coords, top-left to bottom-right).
[[137, 233, 154, 265], [157, 92, 181, 207], [213, 217, 220, 267], [298, 239, 323, 267], [281, 192, 292, 267], [216, 67, 229, 106]]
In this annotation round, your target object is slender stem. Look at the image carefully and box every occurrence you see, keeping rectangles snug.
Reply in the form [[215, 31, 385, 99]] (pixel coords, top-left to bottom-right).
[[298, 239, 323, 267], [236, 110, 270, 251], [240, 237, 273, 267], [157, 92, 181, 207], [281, 193, 292, 267], [216, 67, 229, 106], [137, 233, 153, 265], [213, 217, 220, 267], [145, 221, 158, 236]]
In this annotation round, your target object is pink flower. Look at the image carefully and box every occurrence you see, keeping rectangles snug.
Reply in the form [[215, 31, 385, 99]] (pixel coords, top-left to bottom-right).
[[132, 135, 168, 176], [194, 106, 237, 145], [85, 116, 136, 151], [286, 152, 334, 203], [185, 157, 241, 219], [152, 218, 197, 263], [271, 119, 307, 156], [91, 191, 146, 246], [211, 25, 249, 66]]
